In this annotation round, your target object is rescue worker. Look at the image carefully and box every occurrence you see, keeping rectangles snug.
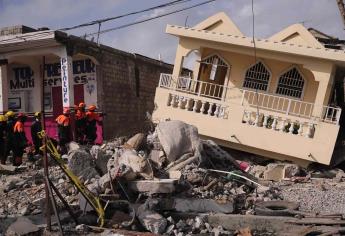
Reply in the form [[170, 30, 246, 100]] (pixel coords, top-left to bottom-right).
[[75, 102, 87, 144], [4, 111, 16, 164], [56, 108, 71, 153], [86, 105, 101, 144], [31, 112, 42, 156], [13, 113, 28, 166], [0, 115, 8, 165]]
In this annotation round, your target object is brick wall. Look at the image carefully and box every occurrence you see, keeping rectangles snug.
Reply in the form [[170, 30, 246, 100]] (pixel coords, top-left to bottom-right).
[[98, 52, 172, 139], [60, 35, 173, 139]]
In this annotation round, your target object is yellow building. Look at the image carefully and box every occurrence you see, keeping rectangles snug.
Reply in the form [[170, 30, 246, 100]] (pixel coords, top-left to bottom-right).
[[153, 12, 345, 166]]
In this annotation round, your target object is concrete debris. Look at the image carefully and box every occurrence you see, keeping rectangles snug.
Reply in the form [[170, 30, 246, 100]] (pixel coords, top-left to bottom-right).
[[0, 164, 16, 174], [137, 200, 167, 234], [118, 150, 153, 180], [2, 121, 345, 235], [68, 149, 99, 181], [157, 120, 203, 163], [264, 163, 302, 181], [128, 179, 177, 194], [155, 197, 234, 213], [91, 145, 113, 175], [6, 217, 39, 235], [124, 133, 145, 150]]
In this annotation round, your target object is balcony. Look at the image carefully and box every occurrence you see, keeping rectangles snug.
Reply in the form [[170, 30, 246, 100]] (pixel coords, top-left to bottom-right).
[[154, 73, 342, 165]]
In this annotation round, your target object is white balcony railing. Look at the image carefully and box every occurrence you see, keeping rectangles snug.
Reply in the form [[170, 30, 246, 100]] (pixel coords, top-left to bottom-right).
[[241, 89, 342, 125], [159, 73, 228, 100], [159, 73, 342, 125]]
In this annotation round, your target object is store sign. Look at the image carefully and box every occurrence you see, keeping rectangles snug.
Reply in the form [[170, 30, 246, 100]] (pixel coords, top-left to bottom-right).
[[44, 59, 96, 87], [10, 67, 35, 90], [61, 57, 70, 105]]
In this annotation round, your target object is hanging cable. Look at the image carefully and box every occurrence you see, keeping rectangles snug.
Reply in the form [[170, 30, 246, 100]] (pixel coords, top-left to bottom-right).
[[84, 0, 216, 37], [60, 0, 193, 31], [0, 0, 213, 44], [251, 0, 260, 120]]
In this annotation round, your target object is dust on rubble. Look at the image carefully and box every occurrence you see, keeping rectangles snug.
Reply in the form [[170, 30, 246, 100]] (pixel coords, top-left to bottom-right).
[[1, 120, 345, 236]]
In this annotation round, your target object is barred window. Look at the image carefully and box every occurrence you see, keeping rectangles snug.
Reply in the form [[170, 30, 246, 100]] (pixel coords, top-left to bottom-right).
[[276, 67, 304, 99], [243, 62, 270, 91]]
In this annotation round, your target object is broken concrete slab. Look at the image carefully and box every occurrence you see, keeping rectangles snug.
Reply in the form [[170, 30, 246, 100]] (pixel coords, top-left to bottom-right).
[[0, 164, 16, 174], [157, 120, 202, 163], [264, 163, 301, 181], [149, 149, 166, 168], [91, 145, 112, 175], [6, 217, 39, 235], [128, 179, 177, 194], [137, 201, 167, 234], [68, 149, 99, 181], [157, 198, 234, 214], [67, 141, 80, 152], [118, 150, 153, 180], [208, 214, 345, 235], [125, 133, 145, 150]]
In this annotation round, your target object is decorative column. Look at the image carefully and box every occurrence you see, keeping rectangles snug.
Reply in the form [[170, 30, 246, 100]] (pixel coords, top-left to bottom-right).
[[178, 96, 184, 109], [280, 118, 286, 132], [187, 98, 193, 110], [305, 122, 314, 138], [271, 117, 278, 130], [298, 122, 303, 136], [170, 94, 176, 106], [254, 112, 260, 126], [200, 101, 206, 114], [0, 62, 8, 113], [289, 121, 294, 134], [263, 115, 269, 128], [214, 104, 221, 117], [208, 103, 214, 116], [193, 100, 199, 112]]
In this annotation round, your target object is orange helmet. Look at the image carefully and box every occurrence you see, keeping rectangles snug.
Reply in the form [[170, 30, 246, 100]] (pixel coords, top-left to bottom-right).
[[78, 102, 86, 108], [63, 107, 70, 115], [88, 105, 96, 111]]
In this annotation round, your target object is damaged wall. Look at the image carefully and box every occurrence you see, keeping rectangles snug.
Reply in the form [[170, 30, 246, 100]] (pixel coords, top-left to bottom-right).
[[59, 36, 174, 139], [97, 51, 173, 139]]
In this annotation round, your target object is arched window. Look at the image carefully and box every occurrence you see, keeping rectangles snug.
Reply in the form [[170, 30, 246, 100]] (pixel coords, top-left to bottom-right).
[[243, 61, 270, 91], [199, 54, 229, 81], [276, 67, 305, 99]]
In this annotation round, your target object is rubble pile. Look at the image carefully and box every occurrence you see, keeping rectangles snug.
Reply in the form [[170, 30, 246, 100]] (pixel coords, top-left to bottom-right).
[[2, 120, 345, 235]]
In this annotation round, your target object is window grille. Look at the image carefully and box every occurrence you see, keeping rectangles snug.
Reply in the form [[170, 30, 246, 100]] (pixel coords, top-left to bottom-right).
[[201, 55, 228, 67], [243, 62, 270, 91], [276, 67, 304, 98]]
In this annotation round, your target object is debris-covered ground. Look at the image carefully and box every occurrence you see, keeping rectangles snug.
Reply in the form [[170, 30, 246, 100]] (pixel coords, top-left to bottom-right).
[[1, 120, 345, 236]]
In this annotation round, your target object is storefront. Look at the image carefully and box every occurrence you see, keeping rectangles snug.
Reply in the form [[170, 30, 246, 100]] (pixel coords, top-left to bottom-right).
[[0, 26, 173, 143]]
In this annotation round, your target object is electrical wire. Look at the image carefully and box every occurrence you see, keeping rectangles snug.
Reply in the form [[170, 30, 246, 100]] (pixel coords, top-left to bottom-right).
[[60, 0, 193, 31], [251, 0, 260, 119], [85, 0, 216, 37], [0, 0, 213, 44]]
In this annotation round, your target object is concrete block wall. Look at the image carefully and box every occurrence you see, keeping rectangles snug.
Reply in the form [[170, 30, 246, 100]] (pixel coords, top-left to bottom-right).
[[60, 35, 173, 140], [98, 51, 172, 138]]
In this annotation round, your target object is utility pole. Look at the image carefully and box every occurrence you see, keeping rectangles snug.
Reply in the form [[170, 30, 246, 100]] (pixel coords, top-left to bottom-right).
[[337, 0, 345, 29]]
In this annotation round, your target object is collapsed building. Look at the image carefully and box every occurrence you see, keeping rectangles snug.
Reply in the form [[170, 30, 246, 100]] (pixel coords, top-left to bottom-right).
[[153, 12, 345, 166], [0, 25, 174, 142]]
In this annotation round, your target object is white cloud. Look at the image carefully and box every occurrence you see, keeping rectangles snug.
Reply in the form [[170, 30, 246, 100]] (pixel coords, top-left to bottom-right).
[[0, 0, 344, 64]]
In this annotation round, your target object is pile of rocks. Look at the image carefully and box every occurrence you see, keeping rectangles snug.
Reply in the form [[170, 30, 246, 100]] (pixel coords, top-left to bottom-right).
[[3, 120, 345, 235]]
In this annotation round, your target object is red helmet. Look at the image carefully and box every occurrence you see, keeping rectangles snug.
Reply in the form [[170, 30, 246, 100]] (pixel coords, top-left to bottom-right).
[[78, 102, 86, 108], [63, 107, 70, 115], [17, 112, 26, 118], [88, 105, 96, 111]]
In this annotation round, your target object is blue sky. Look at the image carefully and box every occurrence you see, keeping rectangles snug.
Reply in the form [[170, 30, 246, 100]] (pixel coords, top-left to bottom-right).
[[0, 0, 344, 64]]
